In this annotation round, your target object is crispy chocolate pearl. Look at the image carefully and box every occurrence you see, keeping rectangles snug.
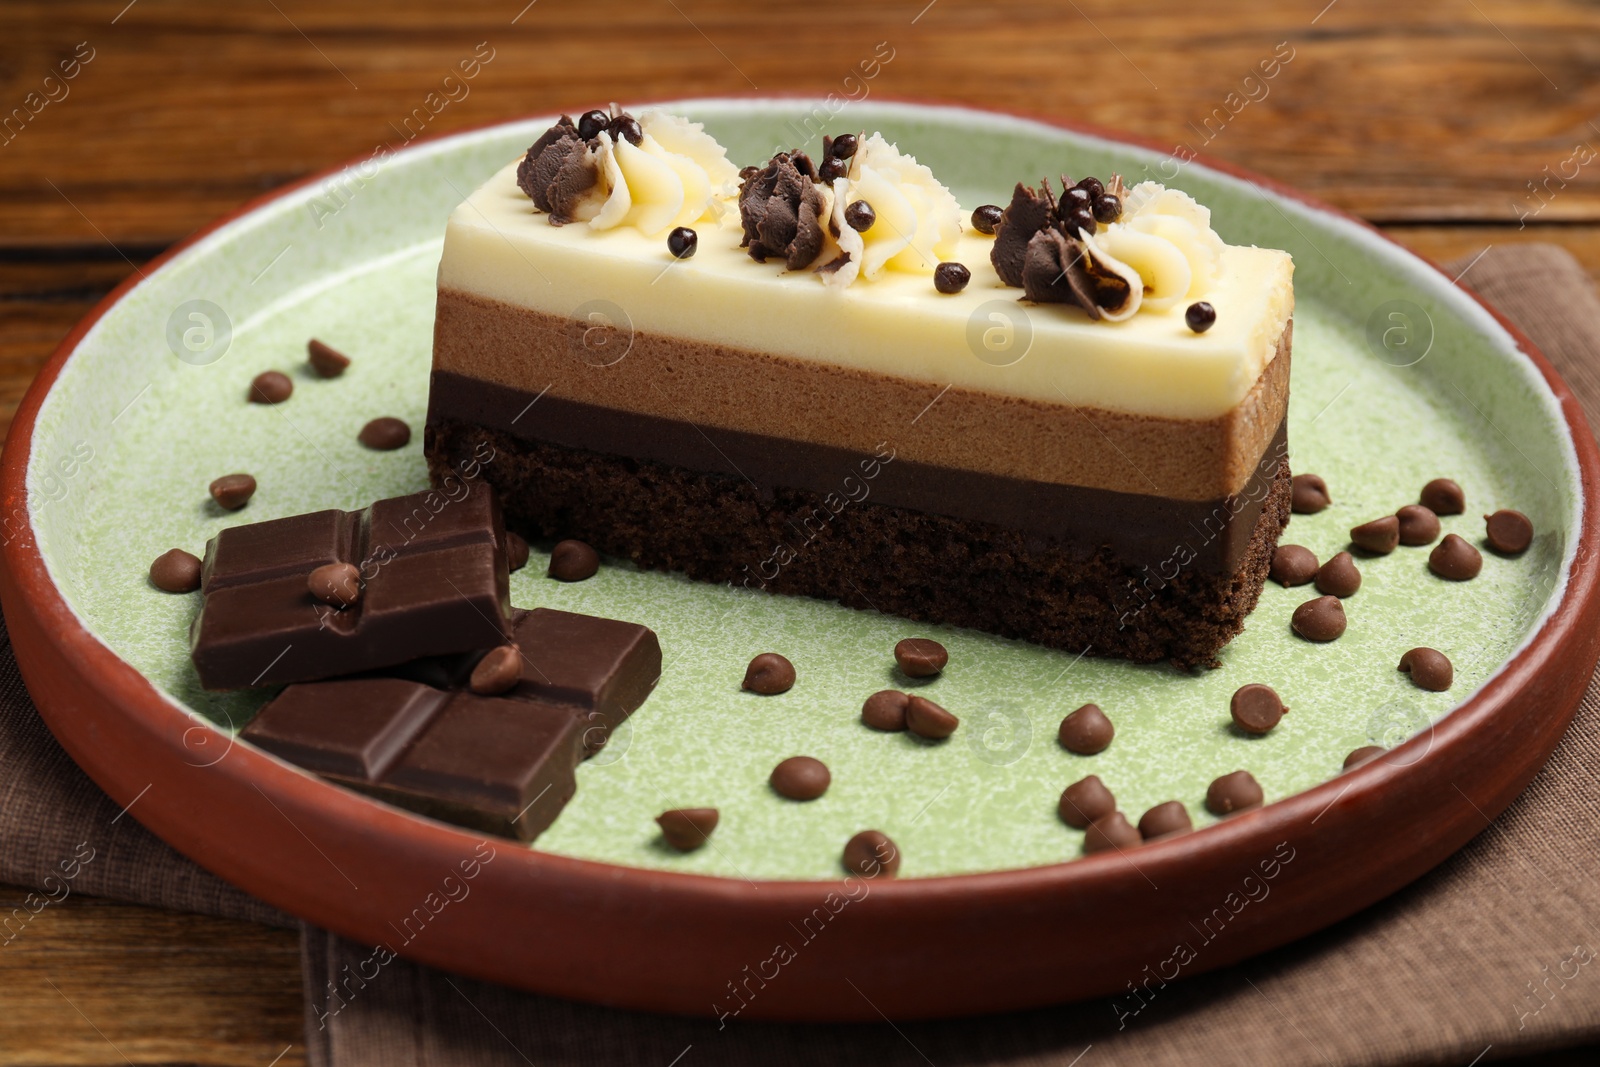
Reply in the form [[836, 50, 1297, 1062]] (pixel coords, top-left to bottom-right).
[[248, 370, 293, 404], [209, 473, 256, 511], [1076, 176, 1105, 198], [1270, 544, 1319, 587], [359, 416, 411, 451], [861, 689, 910, 731], [843, 829, 900, 878], [577, 109, 610, 140], [307, 561, 361, 608], [1291, 473, 1330, 514], [149, 549, 202, 593], [549, 539, 599, 581], [611, 115, 643, 146], [1060, 186, 1092, 212], [307, 339, 350, 378], [1396, 504, 1441, 546], [844, 200, 876, 232], [470, 645, 522, 695], [1092, 193, 1122, 223], [971, 204, 1003, 235], [657, 807, 719, 851], [829, 133, 859, 160], [1344, 745, 1386, 771], [1083, 811, 1141, 854], [1399, 647, 1454, 691], [905, 695, 959, 740], [1206, 770, 1264, 815], [1315, 551, 1362, 598], [894, 637, 948, 678], [770, 756, 830, 800], [1059, 703, 1114, 754], [505, 531, 530, 572], [934, 262, 971, 294], [819, 157, 848, 183], [1429, 534, 1483, 581], [667, 226, 698, 259], [1485, 509, 1534, 554], [1351, 516, 1400, 555], [1185, 301, 1217, 333], [1058, 775, 1116, 829], [1291, 596, 1346, 642], [742, 652, 796, 695], [1230, 683, 1287, 734], [1138, 801, 1193, 840], [1421, 478, 1465, 515]]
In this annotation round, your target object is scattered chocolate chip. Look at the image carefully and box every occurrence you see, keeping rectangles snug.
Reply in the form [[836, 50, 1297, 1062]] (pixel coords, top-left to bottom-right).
[[1420, 478, 1465, 515], [934, 262, 971, 294], [844, 199, 876, 232], [470, 645, 522, 695], [667, 226, 698, 259], [577, 109, 610, 140], [505, 531, 530, 572], [1344, 745, 1386, 771], [657, 807, 719, 851], [1058, 775, 1116, 829], [742, 652, 796, 695], [1398, 647, 1453, 691], [829, 133, 858, 160], [1091, 193, 1122, 223], [1185, 301, 1217, 333], [1270, 544, 1319, 586], [248, 370, 293, 404], [842, 829, 900, 878], [358, 416, 411, 451], [1083, 811, 1141, 854], [1396, 504, 1441, 546], [307, 339, 350, 378], [548, 539, 599, 582], [1205, 770, 1264, 815], [971, 204, 1004, 234], [307, 561, 361, 608], [894, 637, 947, 678], [1351, 515, 1400, 555], [1059, 703, 1114, 754], [819, 157, 848, 183], [905, 695, 959, 740], [1315, 551, 1362, 598], [1291, 473, 1330, 514], [1138, 801, 1193, 840], [1429, 533, 1483, 581], [208, 473, 257, 511], [861, 690, 910, 731], [1230, 683, 1287, 734], [770, 756, 830, 800], [611, 115, 643, 146], [149, 548, 202, 593], [1291, 595, 1346, 642], [1485, 509, 1534, 554]]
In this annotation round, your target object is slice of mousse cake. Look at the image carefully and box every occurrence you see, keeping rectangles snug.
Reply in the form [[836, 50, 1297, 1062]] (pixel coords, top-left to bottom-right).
[[426, 107, 1295, 666]]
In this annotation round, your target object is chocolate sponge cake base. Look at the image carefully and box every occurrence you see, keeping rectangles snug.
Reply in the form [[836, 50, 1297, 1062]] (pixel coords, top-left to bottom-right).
[[427, 420, 1291, 669]]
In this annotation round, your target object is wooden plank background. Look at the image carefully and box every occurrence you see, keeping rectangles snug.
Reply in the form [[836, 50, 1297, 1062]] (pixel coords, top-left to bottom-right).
[[4, 0, 1600, 1062]]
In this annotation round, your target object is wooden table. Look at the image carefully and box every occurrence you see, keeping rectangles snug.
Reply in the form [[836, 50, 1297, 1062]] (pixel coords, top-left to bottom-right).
[[3, 0, 1599, 1062]]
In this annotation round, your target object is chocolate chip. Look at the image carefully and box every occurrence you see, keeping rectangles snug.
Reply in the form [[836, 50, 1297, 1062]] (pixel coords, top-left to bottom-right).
[[1429, 533, 1483, 580], [1291, 595, 1346, 642], [742, 652, 795, 695], [307, 339, 350, 378], [1314, 551, 1362, 598], [1091, 193, 1122, 223], [577, 109, 610, 140], [934, 262, 971, 294], [1230, 683, 1287, 734], [470, 645, 522, 695], [844, 200, 876, 232], [548, 539, 599, 581], [1059, 703, 1114, 754], [1485, 509, 1533, 554], [358, 416, 411, 451], [149, 548, 202, 593], [905, 695, 959, 740], [1138, 801, 1193, 840], [1205, 770, 1264, 815], [1058, 774, 1116, 829], [248, 370, 293, 404], [657, 807, 719, 851], [1291, 473, 1330, 514], [1185, 301, 1216, 333], [1343, 745, 1386, 771], [1398, 647, 1453, 691], [505, 531, 530, 572], [1083, 811, 1141, 854], [612, 116, 643, 146], [307, 561, 361, 608], [829, 133, 858, 160], [1396, 504, 1440, 546], [1420, 478, 1465, 515], [667, 226, 698, 259], [861, 690, 910, 731], [209, 473, 257, 511], [1270, 544, 1319, 586], [843, 829, 900, 878], [770, 755, 830, 800], [894, 637, 947, 678], [1350, 515, 1400, 554], [971, 204, 1003, 235]]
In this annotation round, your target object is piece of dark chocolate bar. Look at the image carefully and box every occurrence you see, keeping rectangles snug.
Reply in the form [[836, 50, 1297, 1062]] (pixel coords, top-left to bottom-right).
[[190, 486, 512, 689]]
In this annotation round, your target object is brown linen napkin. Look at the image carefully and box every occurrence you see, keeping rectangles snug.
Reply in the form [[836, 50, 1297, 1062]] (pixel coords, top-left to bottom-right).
[[4, 244, 1599, 1066]]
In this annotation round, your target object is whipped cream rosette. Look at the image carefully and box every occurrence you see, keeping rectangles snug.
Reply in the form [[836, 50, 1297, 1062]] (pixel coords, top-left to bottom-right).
[[1077, 182, 1227, 320], [823, 133, 963, 287]]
